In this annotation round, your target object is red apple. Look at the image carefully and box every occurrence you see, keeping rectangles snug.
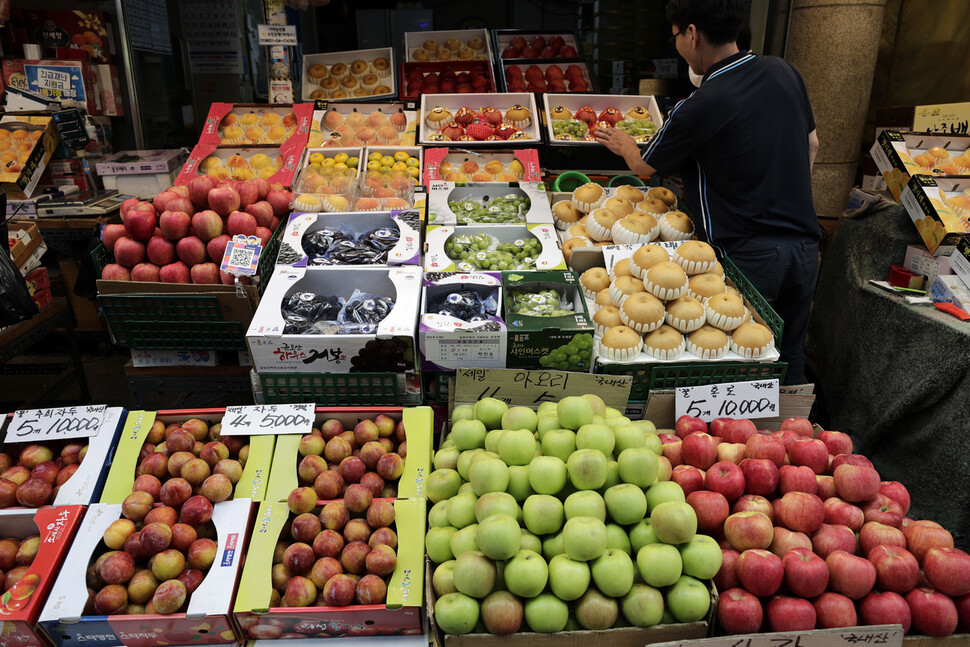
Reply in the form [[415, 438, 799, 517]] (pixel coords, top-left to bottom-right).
[[687, 490, 729, 533], [879, 481, 911, 516], [817, 429, 852, 456], [662, 440, 683, 468], [771, 429, 800, 452], [955, 593, 970, 632], [705, 461, 745, 502], [714, 549, 741, 591], [782, 547, 829, 598], [816, 474, 837, 500], [776, 491, 824, 534], [811, 523, 858, 559], [739, 459, 778, 497], [826, 549, 876, 600], [778, 465, 817, 495], [814, 592, 859, 629], [717, 587, 763, 635], [744, 434, 786, 467], [859, 520, 906, 555], [723, 511, 773, 552], [903, 520, 954, 562], [823, 497, 865, 531], [906, 587, 959, 637], [923, 547, 970, 596], [674, 415, 707, 439], [732, 494, 774, 522], [868, 544, 919, 593], [670, 464, 705, 496], [769, 527, 812, 557], [780, 417, 814, 437], [681, 433, 718, 470], [833, 463, 881, 503], [766, 596, 816, 632], [716, 443, 747, 465], [862, 493, 904, 528], [859, 591, 910, 633], [736, 549, 783, 597], [787, 438, 828, 475], [720, 419, 757, 444], [831, 453, 873, 472]]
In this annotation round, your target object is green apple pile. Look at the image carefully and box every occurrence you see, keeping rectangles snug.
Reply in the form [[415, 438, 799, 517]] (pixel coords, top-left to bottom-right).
[[426, 395, 719, 635]]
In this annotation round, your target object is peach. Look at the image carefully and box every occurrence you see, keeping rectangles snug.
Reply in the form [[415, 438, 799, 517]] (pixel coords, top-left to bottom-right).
[[313, 529, 345, 559], [298, 455, 328, 485], [365, 544, 397, 576], [207, 423, 223, 441], [151, 579, 187, 614], [178, 568, 205, 594], [284, 575, 318, 607], [5, 566, 28, 591], [0, 478, 18, 507], [340, 541, 371, 574], [187, 538, 217, 570], [100, 551, 136, 585], [287, 486, 317, 515], [144, 506, 178, 527], [166, 429, 195, 453], [366, 499, 395, 529], [368, 527, 398, 550], [338, 457, 367, 485], [159, 478, 192, 508], [344, 518, 372, 544], [31, 461, 60, 486], [60, 443, 84, 464], [147, 420, 166, 444], [221, 434, 244, 455], [137, 453, 168, 479], [0, 538, 19, 570], [299, 434, 325, 457], [323, 573, 356, 606], [140, 522, 173, 554], [314, 470, 345, 500], [16, 536, 39, 565], [182, 418, 209, 441], [167, 451, 196, 477], [339, 430, 358, 449], [0, 452, 11, 472], [200, 441, 229, 466], [238, 445, 250, 466], [127, 603, 146, 615], [324, 436, 353, 464], [127, 569, 159, 604], [16, 477, 51, 507], [19, 444, 53, 469], [95, 584, 129, 614], [181, 458, 211, 486], [319, 501, 350, 531], [2, 466, 30, 485], [283, 542, 315, 576], [374, 414, 396, 438], [320, 419, 344, 441], [273, 540, 287, 564], [124, 532, 151, 561], [151, 442, 167, 457], [360, 472, 385, 498], [359, 441, 386, 469], [356, 573, 387, 604], [354, 420, 380, 446], [344, 483, 372, 513], [104, 519, 137, 550], [213, 459, 243, 484], [200, 473, 233, 502], [166, 423, 184, 437], [151, 549, 186, 581], [272, 563, 291, 592], [376, 453, 404, 480], [379, 437, 395, 453], [310, 556, 343, 590], [180, 495, 213, 525], [291, 513, 322, 543], [132, 474, 162, 499], [170, 523, 198, 552]]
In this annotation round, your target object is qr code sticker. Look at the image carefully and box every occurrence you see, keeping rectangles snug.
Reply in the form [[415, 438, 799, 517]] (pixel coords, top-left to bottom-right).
[[229, 247, 254, 268]]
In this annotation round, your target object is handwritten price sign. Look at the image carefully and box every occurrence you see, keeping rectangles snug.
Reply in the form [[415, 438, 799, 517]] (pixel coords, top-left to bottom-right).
[[651, 625, 903, 647], [454, 368, 632, 409], [220, 403, 314, 437], [6, 405, 106, 442], [675, 379, 779, 423]]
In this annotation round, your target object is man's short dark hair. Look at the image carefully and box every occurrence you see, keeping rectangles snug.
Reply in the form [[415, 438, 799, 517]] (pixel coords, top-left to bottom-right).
[[666, 0, 746, 46]]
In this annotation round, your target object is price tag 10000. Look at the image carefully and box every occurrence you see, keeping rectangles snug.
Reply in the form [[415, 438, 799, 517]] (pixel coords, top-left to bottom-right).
[[6, 405, 106, 443], [675, 379, 779, 423], [219, 403, 315, 437]]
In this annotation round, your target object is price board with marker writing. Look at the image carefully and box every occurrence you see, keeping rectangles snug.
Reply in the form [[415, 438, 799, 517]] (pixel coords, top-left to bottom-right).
[[219, 403, 315, 436], [675, 379, 779, 423], [454, 368, 632, 409], [5, 405, 107, 442], [651, 625, 903, 647]]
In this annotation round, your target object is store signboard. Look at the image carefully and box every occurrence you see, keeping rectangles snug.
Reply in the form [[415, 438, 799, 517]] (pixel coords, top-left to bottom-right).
[[913, 101, 970, 135], [454, 368, 632, 409], [674, 379, 779, 423], [6, 405, 106, 442]]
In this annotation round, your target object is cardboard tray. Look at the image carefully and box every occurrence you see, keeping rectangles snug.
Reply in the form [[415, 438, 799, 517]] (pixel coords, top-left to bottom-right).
[[197, 103, 314, 151], [301, 48, 396, 102], [542, 94, 664, 146], [869, 130, 970, 200], [424, 224, 565, 272], [403, 29, 493, 63], [175, 144, 301, 187], [426, 182, 554, 226], [309, 101, 419, 148], [274, 210, 422, 268], [399, 61, 497, 101], [422, 148, 542, 184], [418, 93, 542, 145], [501, 61, 596, 93]]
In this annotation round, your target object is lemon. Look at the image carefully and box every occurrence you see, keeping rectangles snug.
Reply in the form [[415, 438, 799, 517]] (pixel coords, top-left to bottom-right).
[[408, 166, 420, 179], [334, 152, 349, 164], [366, 160, 382, 171], [308, 152, 325, 164], [320, 158, 335, 167], [347, 156, 359, 168], [368, 152, 383, 162], [393, 151, 409, 162], [334, 162, 349, 171], [380, 155, 395, 167], [391, 161, 408, 171], [406, 156, 420, 168]]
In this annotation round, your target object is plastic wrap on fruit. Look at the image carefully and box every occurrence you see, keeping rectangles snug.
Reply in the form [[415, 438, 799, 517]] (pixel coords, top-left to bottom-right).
[[281, 292, 343, 327], [337, 291, 395, 334], [362, 227, 400, 253], [303, 228, 351, 262], [430, 288, 499, 322], [323, 239, 384, 265], [509, 288, 573, 317]]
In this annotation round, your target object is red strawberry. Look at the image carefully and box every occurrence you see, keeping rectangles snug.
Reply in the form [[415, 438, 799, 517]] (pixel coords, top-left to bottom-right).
[[465, 122, 495, 140]]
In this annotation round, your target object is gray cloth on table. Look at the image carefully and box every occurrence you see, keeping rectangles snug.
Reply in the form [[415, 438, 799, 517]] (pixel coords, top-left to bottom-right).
[[807, 196, 970, 549]]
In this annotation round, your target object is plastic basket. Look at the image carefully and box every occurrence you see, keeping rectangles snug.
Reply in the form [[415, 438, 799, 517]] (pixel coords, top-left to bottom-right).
[[607, 174, 646, 187], [258, 372, 404, 405], [550, 171, 592, 192]]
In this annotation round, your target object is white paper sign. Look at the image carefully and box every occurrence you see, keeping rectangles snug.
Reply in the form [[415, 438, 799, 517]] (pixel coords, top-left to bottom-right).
[[6, 405, 106, 442], [651, 625, 903, 647], [674, 379, 779, 422], [220, 403, 314, 436], [257, 24, 297, 46]]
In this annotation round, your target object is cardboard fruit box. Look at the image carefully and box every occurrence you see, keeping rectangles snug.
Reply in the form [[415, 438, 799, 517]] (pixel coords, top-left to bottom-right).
[[198, 103, 314, 152], [0, 114, 60, 199], [423, 147, 542, 184], [899, 175, 970, 255], [418, 93, 542, 145], [424, 224, 564, 273], [301, 48, 396, 102], [542, 93, 664, 146], [274, 211, 421, 268], [427, 182, 554, 226], [39, 499, 252, 647], [233, 498, 425, 639], [399, 60, 497, 101], [264, 406, 433, 501], [175, 144, 301, 187], [309, 101, 418, 148], [0, 407, 126, 513], [870, 130, 970, 200], [99, 409, 274, 505], [0, 505, 85, 647], [404, 29, 493, 63]]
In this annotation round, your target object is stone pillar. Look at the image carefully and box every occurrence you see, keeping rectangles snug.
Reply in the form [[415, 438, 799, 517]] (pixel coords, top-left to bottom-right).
[[785, 0, 887, 230]]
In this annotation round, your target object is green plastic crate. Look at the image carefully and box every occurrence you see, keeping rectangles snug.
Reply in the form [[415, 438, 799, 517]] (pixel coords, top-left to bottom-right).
[[259, 372, 403, 405], [597, 257, 786, 397], [424, 372, 454, 405]]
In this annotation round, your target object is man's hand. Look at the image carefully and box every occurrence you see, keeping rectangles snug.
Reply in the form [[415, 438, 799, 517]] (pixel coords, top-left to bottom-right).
[[594, 126, 656, 178]]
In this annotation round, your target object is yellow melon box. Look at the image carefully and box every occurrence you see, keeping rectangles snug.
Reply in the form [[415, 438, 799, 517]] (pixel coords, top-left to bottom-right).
[[870, 130, 970, 201], [899, 175, 970, 255]]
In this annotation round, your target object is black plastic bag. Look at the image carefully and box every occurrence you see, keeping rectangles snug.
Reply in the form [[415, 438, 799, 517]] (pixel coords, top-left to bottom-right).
[[0, 190, 40, 326]]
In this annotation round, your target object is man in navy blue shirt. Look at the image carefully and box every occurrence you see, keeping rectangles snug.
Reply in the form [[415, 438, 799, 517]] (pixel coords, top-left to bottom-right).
[[595, 0, 820, 385]]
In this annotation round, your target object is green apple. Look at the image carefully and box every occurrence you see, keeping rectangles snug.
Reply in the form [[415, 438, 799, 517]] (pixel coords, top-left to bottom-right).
[[634, 419, 657, 433], [600, 460, 621, 492], [645, 480, 686, 511], [433, 560, 457, 596], [506, 465, 533, 502], [504, 549, 548, 598], [564, 616, 582, 631], [575, 587, 618, 630], [446, 492, 479, 529], [474, 397, 508, 430], [650, 501, 697, 544], [426, 526, 457, 563], [452, 404, 475, 423], [542, 532, 564, 560], [628, 519, 660, 552], [604, 483, 648, 526], [536, 411, 561, 438], [497, 428, 537, 466], [576, 423, 616, 456], [636, 543, 682, 587], [427, 469, 462, 504], [450, 524, 480, 557], [458, 482, 476, 495], [475, 491, 519, 523], [540, 428, 576, 462], [493, 560, 506, 591], [456, 449, 485, 481], [556, 396, 594, 431], [678, 534, 723, 579], [548, 553, 591, 601], [483, 430, 504, 454], [657, 455, 673, 482], [469, 457, 510, 496], [582, 393, 607, 416], [434, 592, 479, 635], [617, 447, 660, 488], [434, 445, 461, 471], [522, 494, 564, 536], [528, 456, 567, 495], [661, 609, 676, 624], [591, 548, 635, 597], [537, 401, 558, 414], [606, 523, 632, 554], [480, 589, 522, 635], [622, 583, 664, 627], [428, 500, 450, 527], [451, 419, 488, 450], [564, 490, 606, 521], [666, 575, 711, 622], [613, 425, 646, 453], [520, 530, 542, 554], [454, 551, 496, 599], [523, 594, 569, 632], [644, 433, 663, 455], [441, 436, 455, 448], [477, 513, 522, 560], [562, 516, 608, 561], [567, 449, 608, 490], [501, 406, 538, 433], [605, 415, 632, 429]]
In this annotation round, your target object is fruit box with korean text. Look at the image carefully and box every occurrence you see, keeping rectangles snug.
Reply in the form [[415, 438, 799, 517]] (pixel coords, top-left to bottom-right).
[[0, 407, 126, 512], [99, 409, 274, 505], [420, 271, 507, 371], [423, 147, 541, 184], [175, 144, 301, 188], [870, 130, 970, 200], [198, 103, 314, 152], [39, 500, 252, 647], [424, 224, 565, 273], [274, 210, 421, 268], [264, 406, 433, 501], [0, 114, 60, 199], [427, 182, 554, 226], [246, 265, 422, 374], [233, 498, 425, 639], [899, 175, 970, 255], [418, 93, 542, 145], [309, 102, 418, 148], [0, 506, 85, 647], [542, 93, 664, 146]]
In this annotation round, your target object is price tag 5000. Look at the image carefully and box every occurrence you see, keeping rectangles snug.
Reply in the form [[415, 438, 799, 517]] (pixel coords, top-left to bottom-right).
[[219, 403, 315, 437]]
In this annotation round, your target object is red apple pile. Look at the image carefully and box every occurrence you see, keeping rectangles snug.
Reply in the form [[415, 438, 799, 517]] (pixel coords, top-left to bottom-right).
[[404, 64, 492, 97], [667, 415, 970, 637], [294, 415, 406, 500], [501, 35, 578, 60], [100, 178, 292, 284], [0, 441, 88, 508], [1, 535, 39, 604], [84, 502, 221, 616], [505, 64, 588, 93], [130, 418, 250, 509]]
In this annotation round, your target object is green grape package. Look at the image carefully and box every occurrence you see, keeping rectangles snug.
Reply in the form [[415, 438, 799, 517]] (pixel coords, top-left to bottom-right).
[[246, 266, 422, 373], [501, 270, 595, 370], [426, 181, 553, 225], [424, 224, 565, 272]]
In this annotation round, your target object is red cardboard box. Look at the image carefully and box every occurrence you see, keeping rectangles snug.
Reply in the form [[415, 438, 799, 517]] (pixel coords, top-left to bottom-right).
[[175, 144, 301, 188], [422, 147, 542, 183], [17, 8, 112, 63], [24, 266, 50, 294], [198, 103, 313, 152], [0, 506, 86, 647]]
